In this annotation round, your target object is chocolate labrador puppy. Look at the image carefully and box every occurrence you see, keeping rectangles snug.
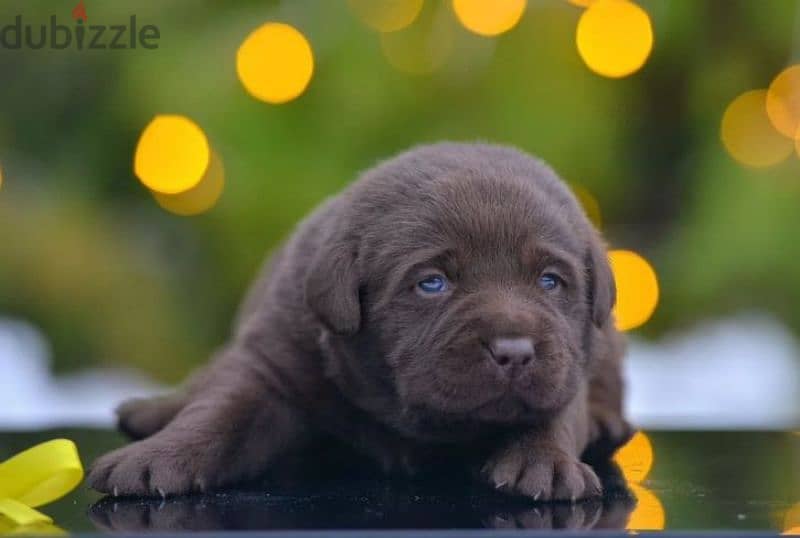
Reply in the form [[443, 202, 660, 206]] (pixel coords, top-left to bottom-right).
[[89, 142, 633, 501]]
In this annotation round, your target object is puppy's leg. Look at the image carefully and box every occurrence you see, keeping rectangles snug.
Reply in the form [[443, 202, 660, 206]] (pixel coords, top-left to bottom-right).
[[483, 386, 601, 501], [584, 328, 634, 461], [585, 384, 634, 462], [116, 361, 218, 440], [88, 348, 309, 496], [116, 393, 188, 440]]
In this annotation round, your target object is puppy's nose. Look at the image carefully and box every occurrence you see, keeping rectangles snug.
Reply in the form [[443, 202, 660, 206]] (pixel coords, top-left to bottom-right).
[[487, 337, 535, 368]]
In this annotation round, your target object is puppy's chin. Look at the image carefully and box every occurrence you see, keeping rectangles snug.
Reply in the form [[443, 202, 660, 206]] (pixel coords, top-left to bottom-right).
[[397, 351, 581, 427]]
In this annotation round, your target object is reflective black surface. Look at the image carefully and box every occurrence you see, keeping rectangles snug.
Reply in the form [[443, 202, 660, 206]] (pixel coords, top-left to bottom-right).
[[0, 429, 798, 534]]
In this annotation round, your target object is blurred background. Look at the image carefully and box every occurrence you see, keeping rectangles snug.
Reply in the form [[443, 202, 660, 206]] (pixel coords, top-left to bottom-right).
[[0, 0, 799, 430]]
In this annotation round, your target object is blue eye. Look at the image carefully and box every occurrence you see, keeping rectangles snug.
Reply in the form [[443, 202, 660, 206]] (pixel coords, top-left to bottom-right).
[[417, 275, 448, 294], [537, 273, 562, 291]]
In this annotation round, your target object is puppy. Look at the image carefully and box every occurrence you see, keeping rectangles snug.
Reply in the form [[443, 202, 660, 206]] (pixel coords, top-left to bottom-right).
[[89, 142, 633, 500]]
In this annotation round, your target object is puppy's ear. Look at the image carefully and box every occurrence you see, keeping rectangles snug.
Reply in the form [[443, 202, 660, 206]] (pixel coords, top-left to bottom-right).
[[305, 237, 361, 335], [587, 238, 616, 327]]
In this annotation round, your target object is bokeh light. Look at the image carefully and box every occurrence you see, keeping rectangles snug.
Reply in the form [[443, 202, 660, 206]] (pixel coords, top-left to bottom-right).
[[576, 0, 653, 78], [614, 431, 664, 530], [381, 3, 454, 75], [452, 0, 526, 37], [236, 22, 314, 104], [614, 431, 654, 483], [152, 151, 225, 216], [349, 0, 424, 33], [627, 483, 666, 531], [609, 249, 659, 331], [766, 65, 800, 139], [571, 183, 602, 229], [784, 503, 800, 535], [134, 115, 211, 195], [721, 89, 793, 168]]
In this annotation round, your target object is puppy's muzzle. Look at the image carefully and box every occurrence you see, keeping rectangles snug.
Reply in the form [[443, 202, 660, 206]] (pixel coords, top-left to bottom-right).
[[484, 337, 535, 371]]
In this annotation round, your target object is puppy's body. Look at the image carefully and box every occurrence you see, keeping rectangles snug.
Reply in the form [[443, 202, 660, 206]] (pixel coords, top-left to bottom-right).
[[91, 143, 632, 500]]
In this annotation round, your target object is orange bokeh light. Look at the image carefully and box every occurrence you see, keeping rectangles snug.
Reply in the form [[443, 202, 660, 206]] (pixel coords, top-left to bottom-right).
[[784, 503, 800, 535], [380, 4, 454, 75], [627, 483, 666, 530], [614, 431, 654, 483], [576, 0, 653, 78], [721, 89, 793, 168], [237, 22, 314, 104], [349, 0, 424, 32], [134, 115, 210, 195], [152, 151, 225, 216], [452, 0, 526, 37], [766, 65, 800, 139], [609, 249, 659, 331]]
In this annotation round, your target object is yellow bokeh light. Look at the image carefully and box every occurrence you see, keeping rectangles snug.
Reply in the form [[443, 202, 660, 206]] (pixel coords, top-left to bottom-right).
[[627, 483, 666, 531], [576, 0, 653, 78], [766, 65, 800, 139], [134, 115, 210, 195], [794, 135, 800, 161], [614, 431, 654, 483], [452, 0, 526, 37], [571, 183, 602, 229], [721, 89, 793, 168], [236, 22, 314, 104], [152, 151, 225, 216], [381, 4, 454, 75], [784, 503, 800, 534], [349, 0, 424, 33], [609, 249, 659, 331]]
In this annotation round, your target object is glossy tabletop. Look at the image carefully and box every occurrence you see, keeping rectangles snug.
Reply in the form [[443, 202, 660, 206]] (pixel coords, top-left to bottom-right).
[[0, 429, 798, 535]]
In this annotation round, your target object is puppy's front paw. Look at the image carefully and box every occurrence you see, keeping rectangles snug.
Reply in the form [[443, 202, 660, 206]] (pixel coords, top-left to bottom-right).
[[483, 445, 602, 502], [88, 436, 215, 497]]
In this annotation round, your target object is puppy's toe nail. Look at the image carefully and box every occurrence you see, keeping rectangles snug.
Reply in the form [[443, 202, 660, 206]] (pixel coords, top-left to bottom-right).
[[570, 495, 577, 503], [533, 491, 541, 501], [495, 481, 508, 490], [113, 486, 119, 497], [157, 487, 166, 500]]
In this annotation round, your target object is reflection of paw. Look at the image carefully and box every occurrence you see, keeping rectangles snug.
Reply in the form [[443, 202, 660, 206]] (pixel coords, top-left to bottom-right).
[[483, 445, 602, 501], [89, 498, 223, 533], [486, 501, 603, 529], [88, 436, 216, 496], [585, 409, 635, 461]]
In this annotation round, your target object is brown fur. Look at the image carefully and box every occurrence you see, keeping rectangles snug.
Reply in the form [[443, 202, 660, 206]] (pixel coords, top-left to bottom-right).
[[88, 142, 633, 500]]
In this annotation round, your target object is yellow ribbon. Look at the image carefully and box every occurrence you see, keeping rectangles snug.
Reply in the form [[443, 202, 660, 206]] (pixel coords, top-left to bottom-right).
[[0, 440, 83, 534]]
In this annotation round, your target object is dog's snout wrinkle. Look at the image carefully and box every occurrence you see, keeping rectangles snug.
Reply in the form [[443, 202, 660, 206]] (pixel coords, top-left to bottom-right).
[[486, 337, 535, 369]]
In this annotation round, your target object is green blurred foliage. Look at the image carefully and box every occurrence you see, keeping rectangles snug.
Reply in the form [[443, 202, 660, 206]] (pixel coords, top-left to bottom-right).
[[1, 0, 799, 381]]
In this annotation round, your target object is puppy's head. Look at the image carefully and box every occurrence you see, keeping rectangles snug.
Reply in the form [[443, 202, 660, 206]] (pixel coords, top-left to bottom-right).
[[306, 143, 614, 427]]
